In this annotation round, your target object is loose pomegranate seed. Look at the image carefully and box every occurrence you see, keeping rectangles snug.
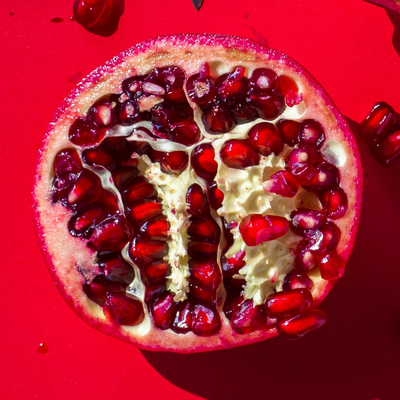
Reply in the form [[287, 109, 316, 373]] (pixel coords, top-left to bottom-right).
[[148, 291, 177, 330], [263, 170, 299, 198], [191, 143, 218, 182], [187, 241, 219, 258], [220, 139, 260, 169], [103, 292, 144, 326], [277, 309, 327, 340], [283, 270, 314, 291], [319, 188, 348, 219], [140, 260, 170, 285], [207, 181, 224, 209], [123, 177, 157, 204], [248, 68, 279, 93], [246, 92, 285, 120], [360, 101, 397, 146], [202, 104, 236, 133], [231, 299, 265, 334], [372, 125, 400, 167], [126, 199, 162, 225], [186, 73, 215, 106], [191, 304, 221, 336], [215, 67, 248, 104], [119, 100, 140, 125], [277, 119, 299, 146], [187, 215, 221, 244], [99, 253, 135, 286], [68, 118, 105, 147], [186, 184, 209, 216], [290, 209, 326, 233], [67, 169, 101, 209], [239, 214, 289, 246], [189, 259, 221, 292], [247, 122, 284, 156], [129, 238, 169, 266], [73, 0, 110, 28], [276, 75, 302, 107], [140, 216, 170, 241], [172, 300, 192, 334], [266, 288, 313, 318], [298, 120, 325, 148], [319, 252, 346, 280], [88, 215, 133, 252]]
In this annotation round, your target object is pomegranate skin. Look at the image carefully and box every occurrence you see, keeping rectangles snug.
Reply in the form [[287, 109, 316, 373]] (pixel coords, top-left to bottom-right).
[[33, 34, 363, 353]]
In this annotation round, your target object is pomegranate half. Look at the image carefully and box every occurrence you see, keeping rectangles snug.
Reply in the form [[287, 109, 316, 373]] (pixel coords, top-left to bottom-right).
[[33, 34, 363, 353]]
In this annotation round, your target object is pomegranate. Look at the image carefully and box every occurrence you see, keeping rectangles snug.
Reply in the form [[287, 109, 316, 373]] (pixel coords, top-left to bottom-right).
[[33, 34, 363, 353], [364, 0, 400, 13]]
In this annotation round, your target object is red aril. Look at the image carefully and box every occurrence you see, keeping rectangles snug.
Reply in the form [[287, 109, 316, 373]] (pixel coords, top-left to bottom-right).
[[33, 34, 362, 353]]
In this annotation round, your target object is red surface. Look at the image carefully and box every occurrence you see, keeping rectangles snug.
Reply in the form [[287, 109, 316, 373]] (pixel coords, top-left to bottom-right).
[[1, 1, 400, 399]]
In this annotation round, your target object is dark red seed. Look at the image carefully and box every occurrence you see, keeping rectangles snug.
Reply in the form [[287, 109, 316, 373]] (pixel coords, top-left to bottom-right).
[[99, 254, 135, 287], [73, 0, 110, 28], [319, 188, 348, 219], [187, 241, 218, 258], [202, 104, 236, 134], [191, 304, 221, 336], [54, 149, 82, 179], [277, 309, 327, 339], [277, 119, 299, 146], [168, 119, 201, 146], [122, 75, 147, 100], [266, 288, 313, 318], [187, 216, 221, 244], [67, 169, 101, 209], [276, 75, 303, 107], [87, 95, 119, 128], [189, 259, 221, 292], [83, 275, 116, 306], [319, 221, 341, 251], [289, 163, 318, 186], [129, 238, 169, 266], [88, 215, 133, 252], [140, 216, 170, 241], [263, 170, 299, 198], [283, 270, 314, 291], [119, 100, 140, 125], [126, 199, 162, 226], [223, 292, 246, 320], [231, 299, 265, 334], [239, 214, 289, 246], [246, 93, 285, 120], [220, 139, 260, 169], [69, 117, 105, 147], [222, 250, 246, 278], [144, 284, 166, 302], [148, 291, 176, 330], [191, 143, 218, 182], [295, 240, 318, 271], [290, 209, 326, 233], [319, 252, 346, 280], [208, 181, 224, 209], [188, 284, 216, 306], [152, 150, 189, 175], [140, 260, 170, 285], [372, 125, 400, 167], [112, 165, 138, 189], [69, 207, 106, 238], [298, 120, 325, 148], [103, 292, 144, 326], [186, 184, 209, 216], [186, 73, 215, 106], [305, 229, 328, 256], [172, 300, 192, 334], [247, 122, 284, 156], [231, 101, 259, 124], [308, 162, 340, 190], [82, 147, 114, 168], [285, 146, 322, 170], [215, 67, 248, 104], [123, 176, 157, 204], [248, 68, 279, 93]]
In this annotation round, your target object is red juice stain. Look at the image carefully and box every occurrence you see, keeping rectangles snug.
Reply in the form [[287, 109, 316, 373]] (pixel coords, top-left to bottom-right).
[[37, 342, 49, 354], [50, 17, 64, 23]]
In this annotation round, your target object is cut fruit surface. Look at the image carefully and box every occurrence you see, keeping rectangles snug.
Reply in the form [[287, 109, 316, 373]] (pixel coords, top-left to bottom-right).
[[33, 34, 363, 353]]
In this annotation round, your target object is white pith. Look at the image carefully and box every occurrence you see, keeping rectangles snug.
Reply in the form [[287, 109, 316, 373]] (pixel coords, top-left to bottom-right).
[[33, 35, 363, 352]]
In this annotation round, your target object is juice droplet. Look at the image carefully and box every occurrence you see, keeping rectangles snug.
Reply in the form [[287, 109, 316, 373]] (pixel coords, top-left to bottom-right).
[[37, 342, 49, 354]]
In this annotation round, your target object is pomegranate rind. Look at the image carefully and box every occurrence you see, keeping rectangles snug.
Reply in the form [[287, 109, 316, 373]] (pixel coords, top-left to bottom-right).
[[33, 34, 363, 353], [364, 0, 400, 13]]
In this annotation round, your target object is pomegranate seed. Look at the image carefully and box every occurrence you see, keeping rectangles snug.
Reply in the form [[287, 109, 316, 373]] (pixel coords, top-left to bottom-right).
[[144, 284, 166, 302], [220, 139, 260, 169], [372, 125, 400, 167], [83, 275, 125, 306], [189, 259, 221, 292], [277, 309, 327, 339], [172, 300, 192, 334], [246, 92, 285, 120], [188, 284, 216, 306], [169, 119, 201, 146], [69, 207, 106, 238], [360, 101, 397, 146], [298, 119, 325, 148], [202, 104, 236, 133], [223, 292, 246, 320], [88, 215, 133, 252], [186, 73, 215, 106], [305, 229, 328, 256], [289, 163, 318, 186], [152, 150, 188, 175], [87, 95, 119, 127], [239, 214, 289, 246], [319, 188, 348, 219], [187, 215, 221, 244], [191, 143, 218, 182], [231, 299, 265, 334], [187, 241, 219, 258], [283, 270, 314, 291], [191, 304, 221, 336], [186, 184, 209, 216], [207, 181, 224, 209], [122, 75, 147, 100], [82, 147, 114, 168], [231, 101, 259, 124], [73, 0, 110, 28], [148, 291, 176, 330], [290, 209, 326, 233], [99, 254, 135, 286], [123, 177, 157, 204], [103, 293, 144, 326], [112, 165, 138, 189], [119, 100, 140, 125], [129, 238, 169, 266], [276, 75, 303, 107], [248, 68, 279, 93], [67, 169, 101, 209], [222, 251, 246, 291], [129, 140, 151, 156], [69, 117, 105, 147], [319, 221, 341, 251], [266, 288, 313, 318], [54, 149, 82, 179], [215, 67, 248, 104], [285, 146, 321, 170], [126, 199, 162, 226], [295, 240, 318, 271], [140, 260, 170, 285], [308, 162, 340, 190], [319, 252, 346, 280], [247, 122, 284, 156], [140, 216, 170, 240], [277, 119, 299, 146], [263, 170, 299, 198]]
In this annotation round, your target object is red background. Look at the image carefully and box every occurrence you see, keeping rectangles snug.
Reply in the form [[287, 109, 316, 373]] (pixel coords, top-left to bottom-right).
[[1, 1, 400, 399]]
